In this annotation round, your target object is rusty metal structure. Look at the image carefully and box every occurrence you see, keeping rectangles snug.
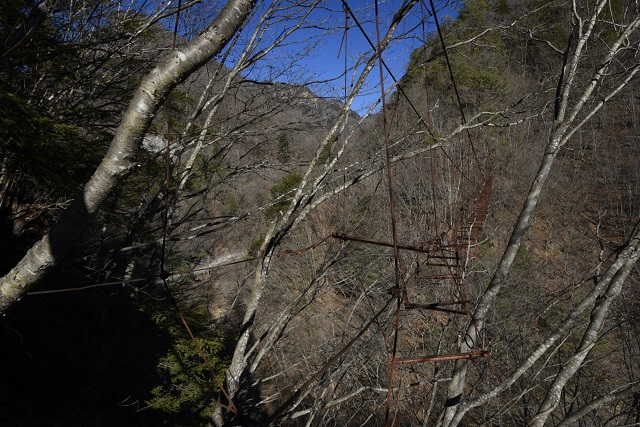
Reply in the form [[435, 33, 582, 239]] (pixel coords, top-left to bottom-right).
[[333, 1, 494, 425], [334, 168, 492, 425]]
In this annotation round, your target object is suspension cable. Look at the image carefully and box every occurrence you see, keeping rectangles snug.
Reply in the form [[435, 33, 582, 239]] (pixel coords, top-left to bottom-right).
[[342, 0, 476, 188], [424, 0, 484, 179], [341, 0, 432, 133]]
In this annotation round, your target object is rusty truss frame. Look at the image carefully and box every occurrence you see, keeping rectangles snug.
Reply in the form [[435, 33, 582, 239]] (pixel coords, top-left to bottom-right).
[[333, 174, 492, 425], [331, 1, 495, 425]]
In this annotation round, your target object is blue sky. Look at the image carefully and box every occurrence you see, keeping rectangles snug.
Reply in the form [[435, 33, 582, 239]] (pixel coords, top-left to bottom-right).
[[274, 0, 458, 114], [158, 0, 458, 115]]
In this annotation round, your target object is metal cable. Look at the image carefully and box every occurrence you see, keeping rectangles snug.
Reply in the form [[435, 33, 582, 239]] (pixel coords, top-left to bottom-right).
[[370, 2, 405, 425], [424, 0, 484, 180]]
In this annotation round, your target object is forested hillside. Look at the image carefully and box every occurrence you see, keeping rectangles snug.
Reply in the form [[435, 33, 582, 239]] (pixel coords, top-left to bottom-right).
[[1, 0, 639, 426]]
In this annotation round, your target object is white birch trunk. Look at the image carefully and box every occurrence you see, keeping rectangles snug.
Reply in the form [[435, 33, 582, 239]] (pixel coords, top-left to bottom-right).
[[0, 0, 256, 314], [438, 2, 640, 424]]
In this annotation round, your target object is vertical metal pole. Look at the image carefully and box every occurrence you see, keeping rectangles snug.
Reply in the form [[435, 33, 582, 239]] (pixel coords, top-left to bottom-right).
[[374, 1, 403, 425]]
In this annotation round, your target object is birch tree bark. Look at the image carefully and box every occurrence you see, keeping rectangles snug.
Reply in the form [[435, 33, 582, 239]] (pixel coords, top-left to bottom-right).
[[446, 220, 640, 426], [528, 221, 640, 426], [0, 0, 256, 314], [437, 0, 640, 425]]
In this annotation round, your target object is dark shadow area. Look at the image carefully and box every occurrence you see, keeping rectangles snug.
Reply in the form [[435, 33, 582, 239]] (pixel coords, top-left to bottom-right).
[[0, 282, 171, 426]]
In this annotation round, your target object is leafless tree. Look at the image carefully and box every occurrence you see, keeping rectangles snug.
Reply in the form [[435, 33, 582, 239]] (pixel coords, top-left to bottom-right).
[[437, 0, 640, 425], [0, 0, 257, 311], [3, 1, 640, 426]]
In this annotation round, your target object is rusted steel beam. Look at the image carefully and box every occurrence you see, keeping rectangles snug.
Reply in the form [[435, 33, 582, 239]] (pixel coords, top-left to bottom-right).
[[332, 233, 457, 259], [406, 299, 468, 307], [392, 350, 489, 364], [419, 262, 459, 267], [416, 274, 459, 280], [404, 302, 467, 314]]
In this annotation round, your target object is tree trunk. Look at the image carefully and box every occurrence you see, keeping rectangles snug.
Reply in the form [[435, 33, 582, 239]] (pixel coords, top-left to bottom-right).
[[0, 0, 256, 314]]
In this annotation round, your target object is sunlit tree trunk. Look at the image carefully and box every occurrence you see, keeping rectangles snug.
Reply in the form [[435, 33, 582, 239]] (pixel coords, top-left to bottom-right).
[[0, 0, 256, 313], [438, 1, 640, 425]]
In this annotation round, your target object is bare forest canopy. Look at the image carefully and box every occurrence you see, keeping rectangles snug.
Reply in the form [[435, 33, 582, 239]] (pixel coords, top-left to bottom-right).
[[1, 0, 640, 426]]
